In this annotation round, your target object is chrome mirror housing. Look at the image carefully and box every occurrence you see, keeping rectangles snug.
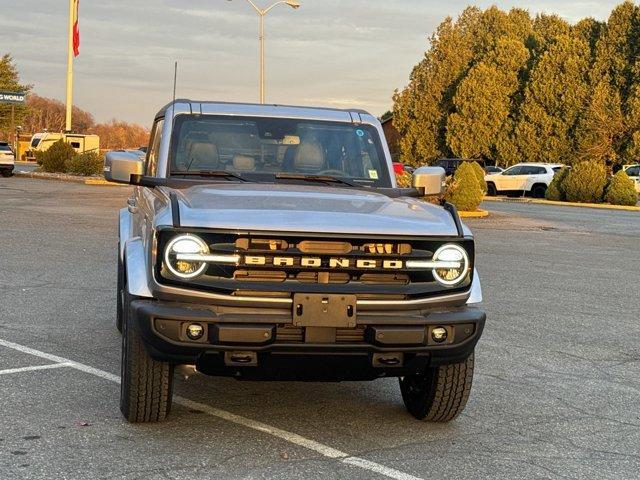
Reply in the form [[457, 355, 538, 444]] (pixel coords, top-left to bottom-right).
[[104, 151, 144, 184], [412, 166, 446, 196]]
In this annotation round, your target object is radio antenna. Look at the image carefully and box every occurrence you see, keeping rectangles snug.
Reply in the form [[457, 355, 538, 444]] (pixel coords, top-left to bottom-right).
[[172, 61, 178, 103]]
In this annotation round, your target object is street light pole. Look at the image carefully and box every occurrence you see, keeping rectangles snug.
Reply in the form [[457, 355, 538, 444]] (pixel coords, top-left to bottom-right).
[[259, 12, 265, 103], [228, 0, 300, 104]]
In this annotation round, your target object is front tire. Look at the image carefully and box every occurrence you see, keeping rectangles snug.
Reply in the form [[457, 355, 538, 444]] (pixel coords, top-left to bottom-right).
[[120, 289, 174, 423], [486, 183, 497, 196], [399, 352, 475, 422]]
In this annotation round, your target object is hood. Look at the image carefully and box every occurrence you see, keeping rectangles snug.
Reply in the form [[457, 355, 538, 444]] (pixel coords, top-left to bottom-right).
[[165, 183, 462, 237]]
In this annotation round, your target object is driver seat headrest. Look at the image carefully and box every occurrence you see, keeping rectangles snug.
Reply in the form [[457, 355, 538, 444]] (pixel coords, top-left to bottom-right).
[[294, 139, 324, 172], [188, 142, 219, 170]]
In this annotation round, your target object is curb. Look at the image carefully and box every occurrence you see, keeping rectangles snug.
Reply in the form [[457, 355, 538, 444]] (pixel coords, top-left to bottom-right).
[[459, 209, 489, 218], [15, 171, 123, 187], [483, 196, 640, 212], [84, 178, 121, 186]]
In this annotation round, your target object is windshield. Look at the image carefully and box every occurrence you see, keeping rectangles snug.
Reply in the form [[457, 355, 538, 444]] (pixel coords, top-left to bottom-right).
[[0, 144, 11, 152], [169, 115, 391, 187], [31, 137, 41, 148]]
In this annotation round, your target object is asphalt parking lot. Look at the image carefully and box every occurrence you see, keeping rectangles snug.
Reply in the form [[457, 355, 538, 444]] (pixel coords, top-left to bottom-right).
[[1, 177, 638, 480]]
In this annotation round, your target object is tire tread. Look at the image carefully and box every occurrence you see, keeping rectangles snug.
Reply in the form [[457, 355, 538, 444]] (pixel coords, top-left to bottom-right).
[[120, 292, 173, 423]]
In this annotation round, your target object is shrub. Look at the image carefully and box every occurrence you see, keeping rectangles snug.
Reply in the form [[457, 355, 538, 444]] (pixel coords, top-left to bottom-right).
[[545, 166, 571, 201], [395, 172, 413, 188], [604, 170, 638, 206], [444, 161, 483, 211], [66, 151, 103, 176], [469, 161, 487, 194], [34, 150, 45, 166], [563, 161, 607, 203], [40, 140, 76, 173]]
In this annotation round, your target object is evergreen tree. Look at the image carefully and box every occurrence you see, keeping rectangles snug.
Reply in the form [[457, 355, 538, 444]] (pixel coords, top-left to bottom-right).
[[514, 35, 591, 165], [0, 54, 31, 138], [392, 2, 640, 170], [575, 78, 624, 164], [392, 7, 482, 165], [592, 2, 640, 102], [590, 2, 640, 163], [528, 14, 572, 56], [446, 38, 529, 159], [574, 18, 605, 57]]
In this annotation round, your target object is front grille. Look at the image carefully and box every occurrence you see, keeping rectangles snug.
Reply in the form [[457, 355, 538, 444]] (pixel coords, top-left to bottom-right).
[[156, 229, 474, 300]]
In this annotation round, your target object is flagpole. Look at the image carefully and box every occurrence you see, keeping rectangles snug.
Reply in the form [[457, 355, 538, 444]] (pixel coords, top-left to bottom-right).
[[65, 0, 74, 132]]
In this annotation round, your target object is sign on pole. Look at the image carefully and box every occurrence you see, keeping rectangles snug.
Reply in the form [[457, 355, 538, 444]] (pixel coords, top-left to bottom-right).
[[0, 91, 26, 104]]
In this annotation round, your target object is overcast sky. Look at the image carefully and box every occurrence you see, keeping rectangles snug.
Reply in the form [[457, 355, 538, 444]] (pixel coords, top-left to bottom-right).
[[2, 0, 623, 126]]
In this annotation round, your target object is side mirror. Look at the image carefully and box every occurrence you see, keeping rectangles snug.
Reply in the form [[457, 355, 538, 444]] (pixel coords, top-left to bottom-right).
[[412, 166, 446, 196], [104, 150, 144, 184]]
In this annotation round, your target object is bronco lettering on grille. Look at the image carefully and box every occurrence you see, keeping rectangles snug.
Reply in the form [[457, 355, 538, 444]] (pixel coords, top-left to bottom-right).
[[240, 256, 405, 269]]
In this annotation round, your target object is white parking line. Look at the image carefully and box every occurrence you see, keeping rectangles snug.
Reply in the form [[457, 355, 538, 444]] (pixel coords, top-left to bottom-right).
[[0, 338, 423, 480], [0, 362, 73, 376]]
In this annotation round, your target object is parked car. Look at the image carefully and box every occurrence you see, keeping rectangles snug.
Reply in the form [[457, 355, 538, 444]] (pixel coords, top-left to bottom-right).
[[435, 158, 485, 177], [0, 142, 15, 177], [485, 163, 564, 198], [623, 164, 640, 193], [104, 100, 485, 424], [484, 165, 503, 174]]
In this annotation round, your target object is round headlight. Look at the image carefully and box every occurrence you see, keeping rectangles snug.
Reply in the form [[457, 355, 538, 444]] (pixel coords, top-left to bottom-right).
[[432, 244, 469, 286], [164, 235, 209, 279]]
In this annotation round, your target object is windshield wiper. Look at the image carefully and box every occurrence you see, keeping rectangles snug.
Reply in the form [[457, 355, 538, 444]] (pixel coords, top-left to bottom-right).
[[274, 173, 357, 187], [170, 171, 248, 182]]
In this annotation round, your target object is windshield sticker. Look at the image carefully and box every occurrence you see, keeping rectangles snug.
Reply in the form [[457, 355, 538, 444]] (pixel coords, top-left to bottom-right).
[[356, 129, 365, 137], [368, 169, 379, 179]]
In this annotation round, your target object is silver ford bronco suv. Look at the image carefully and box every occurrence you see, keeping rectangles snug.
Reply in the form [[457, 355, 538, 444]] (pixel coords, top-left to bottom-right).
[[105, 101, 485, 423]]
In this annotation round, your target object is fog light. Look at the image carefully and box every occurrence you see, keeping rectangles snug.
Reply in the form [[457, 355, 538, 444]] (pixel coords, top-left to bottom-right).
[[431, 327, 448, 343], [186, 323, 204, 341]]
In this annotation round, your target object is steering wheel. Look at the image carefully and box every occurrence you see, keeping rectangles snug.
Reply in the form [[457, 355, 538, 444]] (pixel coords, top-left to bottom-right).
[[317, 169, 346, 177]]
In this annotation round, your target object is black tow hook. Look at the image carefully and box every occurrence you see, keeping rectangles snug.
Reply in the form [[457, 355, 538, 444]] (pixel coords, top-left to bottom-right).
[[372, 353, 404, 368], [224, 351, 258, 366]]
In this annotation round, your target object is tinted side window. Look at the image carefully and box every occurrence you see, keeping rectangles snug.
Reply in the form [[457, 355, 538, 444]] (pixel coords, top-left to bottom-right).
[[503, 166, 523, 175], [146, 119, 164, 176], [626, 166, 639, 176]]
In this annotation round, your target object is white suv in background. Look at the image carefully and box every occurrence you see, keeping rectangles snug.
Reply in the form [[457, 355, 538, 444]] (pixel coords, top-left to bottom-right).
[[623, 164, 640, 193], [485, 163, 563, 198], [0, 142, 15, 177]]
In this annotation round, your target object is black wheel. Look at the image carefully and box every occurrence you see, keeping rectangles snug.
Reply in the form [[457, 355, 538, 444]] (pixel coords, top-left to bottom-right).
[[531, 184, 547, 199], [1, 170, 12, 178], [116, 247, 124, 333], [487, 183, 497, 196], [399, 352, 475, 422], [120, 288, 174, 423]]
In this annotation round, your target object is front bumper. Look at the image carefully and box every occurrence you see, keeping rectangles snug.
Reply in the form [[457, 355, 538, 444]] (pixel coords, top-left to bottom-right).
[[129, 299, 485, 381]]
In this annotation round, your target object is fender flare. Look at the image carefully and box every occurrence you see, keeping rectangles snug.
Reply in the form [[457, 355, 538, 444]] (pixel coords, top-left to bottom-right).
[[466, 268, 483, 305], [118, 207, 132, 262], [124, 237, 153, 298]]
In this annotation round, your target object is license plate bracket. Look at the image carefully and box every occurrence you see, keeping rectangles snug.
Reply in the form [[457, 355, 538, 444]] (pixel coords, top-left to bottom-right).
[[293, 293, 357, 328]]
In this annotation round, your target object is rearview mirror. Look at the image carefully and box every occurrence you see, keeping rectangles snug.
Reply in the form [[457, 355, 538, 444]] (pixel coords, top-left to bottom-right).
[[412, 166, 446, 196], [104, 151, 144, 184]]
